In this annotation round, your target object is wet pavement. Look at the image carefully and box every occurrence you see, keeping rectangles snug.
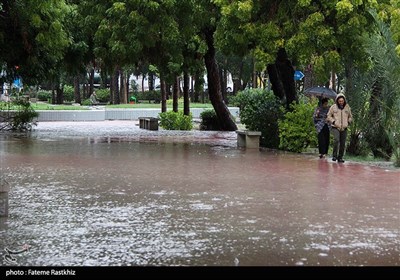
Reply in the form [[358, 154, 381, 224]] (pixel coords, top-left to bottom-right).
[[0, 121, 399, 266]]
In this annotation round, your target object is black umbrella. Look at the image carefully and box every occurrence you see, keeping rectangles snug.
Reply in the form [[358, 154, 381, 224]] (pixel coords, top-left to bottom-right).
[[303, 86, 337, 99]]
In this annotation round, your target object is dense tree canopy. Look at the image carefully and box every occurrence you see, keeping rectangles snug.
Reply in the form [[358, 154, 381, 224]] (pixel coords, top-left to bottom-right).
[[0, 0, 69, 84], [0, 0, 399, 133], [214, 0, 384, 84], [1, 0, 398, 85]]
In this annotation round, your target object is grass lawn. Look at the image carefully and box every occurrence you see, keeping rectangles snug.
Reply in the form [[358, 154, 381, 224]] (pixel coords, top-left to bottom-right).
[[30, 103, 89, 110], [28, 102, 214, 110], [107, 103, 214, 109]]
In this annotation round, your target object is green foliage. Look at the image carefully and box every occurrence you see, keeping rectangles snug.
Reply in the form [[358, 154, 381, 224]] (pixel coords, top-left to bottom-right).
[[95, 89, 110, 103], [389, 105, 400, 166], [365, 125, 393, 160], [0, 100, 38, 131], [159, 110, 193, 130], [344, 65, 372, 156], [81, 99, 92, 106], [200, 109, 222, 130], [63, 85, 74, 102], [365, 17, 400, 160], [395, 148, 400, 167], [0, 0, 69, 84], [215, 0, 379, 88], [278, 101, 318, 153], [347, 132, 371, 157], [231, 88, 284, 148], [135, 90, 161, 103], [37, 91, 52, 101]]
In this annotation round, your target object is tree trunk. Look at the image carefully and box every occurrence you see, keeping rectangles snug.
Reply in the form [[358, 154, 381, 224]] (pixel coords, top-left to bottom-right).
[[276, 48, 297, 108], [112, 67, 120, 105], [148, 73, 154, 91], [183, 71, 190, 116], [73, 76, 81, 104], [203, 28, 237, 131], [220, 67, 227, 104], [303, 64, 314, 90], [233, 78, 241, 94], [100, 70, 108, 89], [89, 66, 95, 97], [120, 70, 127, 104], [126, 73, 130, 100], [252, 58, 258, 88], [160, 75, 167, 113], [56, 85, 63, 105], [344, 61, 360, 155], [173, 77, 179, 112], [267, 63, 285, 99], [233, 61, 244, 94], [51, 89, 56, 104], [330, 71, 336, 91], [193, 71, 201, 103], [190, 75, 194, 101], [268, 48, 297, 109]]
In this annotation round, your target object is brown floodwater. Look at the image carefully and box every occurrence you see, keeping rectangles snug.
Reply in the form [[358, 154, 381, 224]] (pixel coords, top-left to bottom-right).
[[0, 121, 399, 266]]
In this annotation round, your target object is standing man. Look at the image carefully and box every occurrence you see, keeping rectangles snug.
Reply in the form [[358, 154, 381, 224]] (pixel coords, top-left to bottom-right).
[[326, 93, 353, 163]]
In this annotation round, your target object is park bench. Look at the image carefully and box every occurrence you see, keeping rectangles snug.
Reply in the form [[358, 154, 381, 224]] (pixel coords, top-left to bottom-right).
[[236, 130, 261, 149], [138, 117, 159, 130], [137, 99, 160, 104], [89, 102, 108, 106]]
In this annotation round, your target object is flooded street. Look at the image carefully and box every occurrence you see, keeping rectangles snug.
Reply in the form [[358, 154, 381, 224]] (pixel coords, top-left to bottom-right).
[[0, 121, 399, 266]]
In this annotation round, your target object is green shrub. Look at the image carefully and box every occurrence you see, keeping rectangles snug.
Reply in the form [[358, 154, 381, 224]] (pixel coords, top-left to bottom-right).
[[199, 109, 221, 130], [159, 110, 193, 130], [81, 99, 92, 106], [63, 85, 74, 102], [278, 101, 318, 153], [386, 125, 400, 166], [95, 89, 110, 103], [394, 147, 400, 167], [0, 100, 38, 131], [136, 90, 161, 103], [232, 89, 284, 148], [37, 90, 52, 101], [347, 132, 371, 157]]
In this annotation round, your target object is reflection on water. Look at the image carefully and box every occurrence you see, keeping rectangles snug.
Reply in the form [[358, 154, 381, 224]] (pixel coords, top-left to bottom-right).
[[0, 129, 399, 266]]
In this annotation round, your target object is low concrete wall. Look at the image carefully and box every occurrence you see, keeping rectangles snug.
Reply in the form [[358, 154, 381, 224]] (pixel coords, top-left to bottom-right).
[[105, 109, 160, 120], [34, 107, 240, 122], [37, 110, 105, 121]]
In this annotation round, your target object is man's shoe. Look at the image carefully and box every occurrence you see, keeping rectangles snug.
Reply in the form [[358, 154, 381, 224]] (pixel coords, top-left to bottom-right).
[[332, 157, 337, 161], [338, 158, 345, 163]]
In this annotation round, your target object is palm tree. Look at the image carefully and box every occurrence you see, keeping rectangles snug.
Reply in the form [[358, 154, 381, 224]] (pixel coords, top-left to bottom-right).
[[347, 13, 400, 163]]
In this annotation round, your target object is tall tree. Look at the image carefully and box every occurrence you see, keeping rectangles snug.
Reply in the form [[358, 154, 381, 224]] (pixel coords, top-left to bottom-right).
[[0, 0, 69, 85], [197, 1, 237, 131], [363, 13, 400, 159], [63, 1, 90, 104], [215, 0, 382, 105]]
